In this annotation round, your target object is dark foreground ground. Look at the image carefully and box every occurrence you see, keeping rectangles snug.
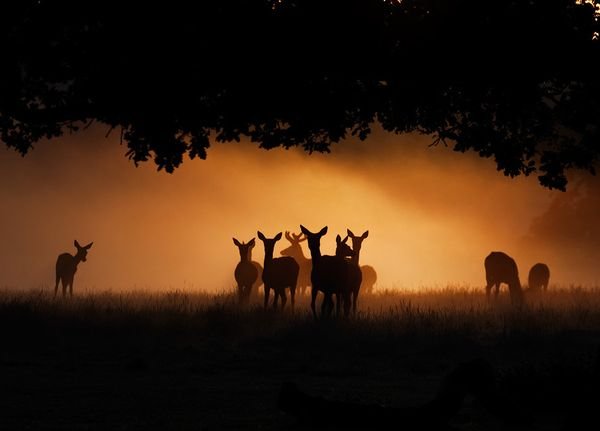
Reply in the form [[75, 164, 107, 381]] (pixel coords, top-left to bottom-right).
[[1, 287, 600, 430]]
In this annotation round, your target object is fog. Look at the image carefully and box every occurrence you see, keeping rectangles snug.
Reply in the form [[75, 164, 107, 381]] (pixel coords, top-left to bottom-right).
[[1, 127, 598, 292]]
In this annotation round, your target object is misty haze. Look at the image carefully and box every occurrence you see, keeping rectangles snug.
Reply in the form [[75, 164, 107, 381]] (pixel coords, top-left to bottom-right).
[[2, 127, 598, 292]]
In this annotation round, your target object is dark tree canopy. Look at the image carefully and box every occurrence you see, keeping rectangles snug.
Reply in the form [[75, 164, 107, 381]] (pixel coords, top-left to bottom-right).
[[1, 0, 599, 189]]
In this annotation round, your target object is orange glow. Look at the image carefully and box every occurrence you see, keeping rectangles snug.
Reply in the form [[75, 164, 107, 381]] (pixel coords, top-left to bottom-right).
[[0, 127, 597, 292]]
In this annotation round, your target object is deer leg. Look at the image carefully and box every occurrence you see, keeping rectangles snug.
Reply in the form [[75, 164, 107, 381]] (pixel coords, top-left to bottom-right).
[[352, 290, 358, 314], [54, 276, 60, 298], [264, 286, 270, 309], [280, 289, 287, 310], [273, 290, 280, 310], [494, 283, 500, 298], [335, 293, 341, 317], [290, 286, 296, 310], [311, 287, 318, 320], [485, 282, 493, 299], [69, 280, 73, 297], [329, 295, 335, 318], [321, 293, 330, 318], [343, 292, 351, 317], [62, 278, 67, 297]]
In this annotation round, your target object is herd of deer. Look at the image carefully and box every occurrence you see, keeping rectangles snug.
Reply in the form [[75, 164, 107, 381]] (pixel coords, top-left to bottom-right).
[[484, 251, 550, 305], [52, 234, 550, 313], [232, 226, 376, 318]]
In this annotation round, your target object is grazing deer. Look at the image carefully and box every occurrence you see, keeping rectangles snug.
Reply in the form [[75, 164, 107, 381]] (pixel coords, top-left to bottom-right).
[[484, 251, 523, 305], [257, 231, 300, 310], [55, 240, 93, 297], [360, 265, 377, 295], [233, 237, 259, 303], [528, 263, 550, 291], [346, 229, 370, 313], [280, 231, 312, 296], [300, 225, 353, 319]]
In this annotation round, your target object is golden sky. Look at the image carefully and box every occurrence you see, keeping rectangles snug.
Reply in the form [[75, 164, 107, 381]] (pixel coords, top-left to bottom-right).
[[0, 127, 598, 291]]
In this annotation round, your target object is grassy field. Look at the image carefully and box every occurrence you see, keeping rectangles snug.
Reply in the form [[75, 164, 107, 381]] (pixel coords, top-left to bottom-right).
[[1, 287, 600, 430]]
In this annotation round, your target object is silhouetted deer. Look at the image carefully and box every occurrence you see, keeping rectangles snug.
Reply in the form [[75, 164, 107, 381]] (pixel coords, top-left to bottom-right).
[[484, 251, 523, 305], [528, 263, 550, 291], [280, 231, 311, 295], [346, 229, 370, 314], [233, 237, 258, 303], [54, 240, 93, 297], [242, 240, 264, 296], [300, 225, 352, 319], [257, 231, 299, 310], [335, 233, 358, 314], [360, 265, 377, 295]]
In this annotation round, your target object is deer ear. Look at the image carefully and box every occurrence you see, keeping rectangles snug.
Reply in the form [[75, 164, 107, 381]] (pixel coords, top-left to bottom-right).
[[233, 238, 241, 246], [347, 229, 355, 238], [336, 234, 341, 243], [274, 232, 282, 241], [342, 235, 349, 244], [319, 226, 328, 236], [257, 231, 266, 241], [300, 225, 310, 235], [248, 238, 255, 247], [84, 242, 93, 250], [362, 231, 369, 239], [74, 240, 81, 249]]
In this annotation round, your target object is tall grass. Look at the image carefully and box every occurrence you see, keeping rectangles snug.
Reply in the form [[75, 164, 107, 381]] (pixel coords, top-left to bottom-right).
[[2, 285, 600, 338]]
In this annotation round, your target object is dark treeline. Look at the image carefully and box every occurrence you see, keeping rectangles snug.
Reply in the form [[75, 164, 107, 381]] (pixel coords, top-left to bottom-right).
[[1, 0, 599, 189]]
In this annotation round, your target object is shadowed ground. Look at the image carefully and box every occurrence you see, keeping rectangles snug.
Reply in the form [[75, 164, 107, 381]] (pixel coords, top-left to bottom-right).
[[1, 288, 599, 430]]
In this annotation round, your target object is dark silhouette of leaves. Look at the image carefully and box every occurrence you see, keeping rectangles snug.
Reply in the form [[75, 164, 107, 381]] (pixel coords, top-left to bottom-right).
[[1, 0, 599, 188]]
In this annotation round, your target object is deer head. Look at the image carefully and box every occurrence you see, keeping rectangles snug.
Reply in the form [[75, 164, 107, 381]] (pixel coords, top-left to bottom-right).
[[233, 237, 255, 261], [335, 234, 354, 258], [347, 229, 369, 254], [280, 231, 307, 256], [74, 240, 93, 262]]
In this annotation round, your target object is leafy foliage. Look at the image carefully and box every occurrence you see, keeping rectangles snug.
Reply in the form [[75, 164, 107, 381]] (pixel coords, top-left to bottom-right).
[[1, 0, 599, 188]]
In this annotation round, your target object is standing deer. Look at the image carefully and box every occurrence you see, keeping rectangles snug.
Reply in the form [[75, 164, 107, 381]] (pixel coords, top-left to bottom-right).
[[484, 251, 523, 305], [233, 237, 259, 303], [257, 231, 299, 310], [55, 240, 93, 297], [528, 263, 550, 291], [346, 229, 370, 314], [360, 265, 377, 295], [280, 231, 311, 295], [300, 225, 353, 319]]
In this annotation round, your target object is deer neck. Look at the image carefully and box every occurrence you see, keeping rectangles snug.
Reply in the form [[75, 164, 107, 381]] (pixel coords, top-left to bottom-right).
[[240, 248, 252, 263], [73, 253, 85, 266], [307, 243, 321, 262], [351, 248, 361, 266], [263, 247, 275, 267], [293, 244, 307, 260]]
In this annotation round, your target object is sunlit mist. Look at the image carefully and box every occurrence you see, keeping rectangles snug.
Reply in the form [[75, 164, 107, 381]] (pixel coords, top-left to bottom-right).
[[1, 127, 598, 292]]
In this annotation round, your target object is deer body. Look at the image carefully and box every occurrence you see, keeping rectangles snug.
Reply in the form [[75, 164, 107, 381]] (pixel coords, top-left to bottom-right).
[[528, 263, 550, 291], [301, 225, 353, 319], [280, 231, 312, 295], [346, 229, 369, 314], [233, 238, 259, 303], [55, 240, 93, 297], [252, 261, 264, 293], [484, 251, 523, 305], [360, 265, 377, 294], [258, 231, 299, 310]]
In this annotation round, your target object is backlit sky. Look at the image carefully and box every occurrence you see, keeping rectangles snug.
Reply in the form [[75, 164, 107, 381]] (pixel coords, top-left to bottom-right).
[[1, 126, 599, 291]]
